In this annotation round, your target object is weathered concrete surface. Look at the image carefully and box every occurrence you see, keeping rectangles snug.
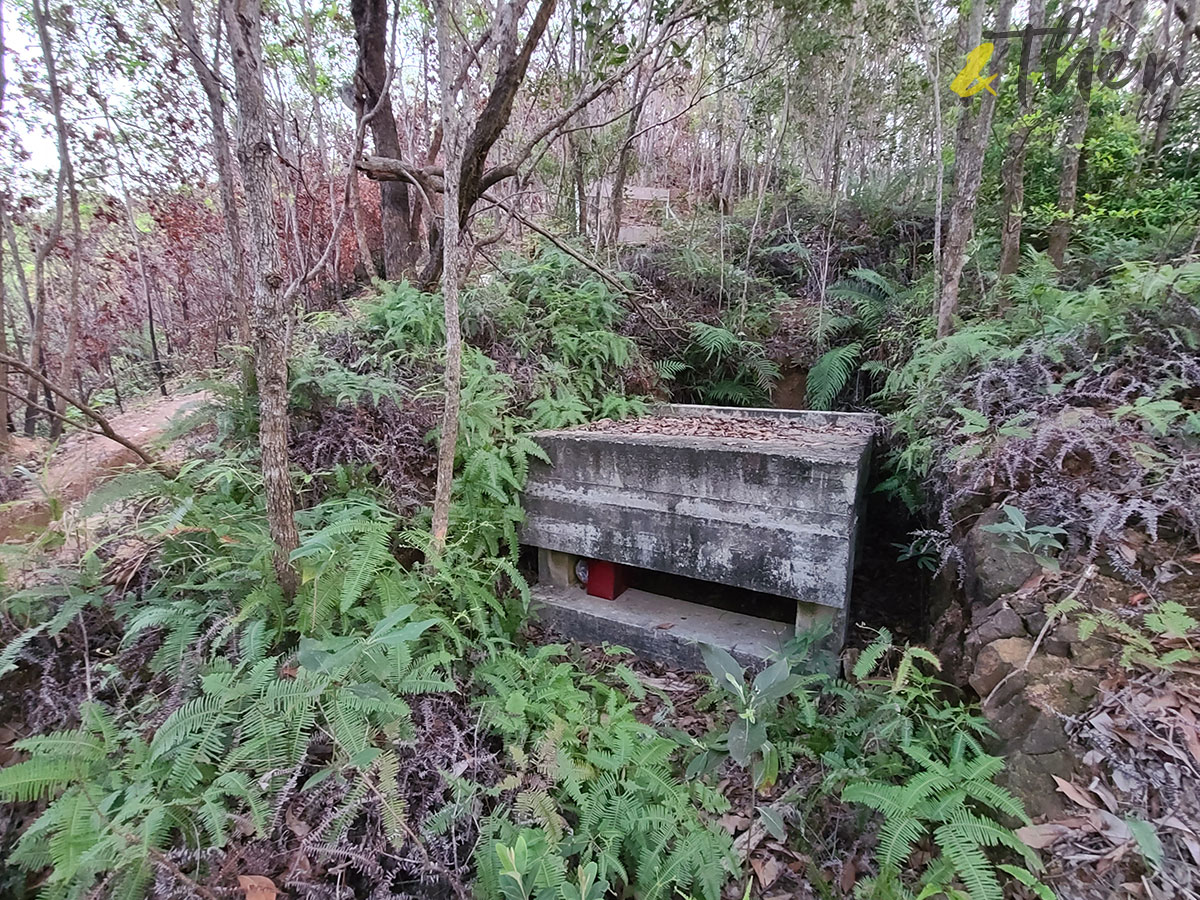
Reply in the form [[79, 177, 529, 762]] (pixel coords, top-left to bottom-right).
[[531, 583, 794, 669], [521, 406, 874, 630]]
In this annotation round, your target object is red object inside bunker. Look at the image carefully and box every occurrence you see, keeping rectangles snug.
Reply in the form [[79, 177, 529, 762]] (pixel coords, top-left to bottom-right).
[[585, 559, 628, 600]]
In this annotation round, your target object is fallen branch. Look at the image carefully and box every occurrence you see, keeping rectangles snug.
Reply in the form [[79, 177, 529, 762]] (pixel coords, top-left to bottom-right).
[[0, 353, 162, 470]]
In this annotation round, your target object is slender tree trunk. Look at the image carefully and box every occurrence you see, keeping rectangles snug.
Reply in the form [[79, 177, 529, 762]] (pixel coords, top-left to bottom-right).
[[938, 0, 1013, 337], [348, 171, 376, 277], [32, 0, 82, 441], [829, 0, 867, 198], [1153, 0, 1198, 155], [352, 0, 416, 278], [223, 0, 300, 598], [998, 0, 1047, 278], [108, 355, 123, 413], [0, 0, 8, 450], [0, 238, 8, 451], [914, 0, 945, 296], [605, 39, 660, 248], [178, 0, 251, 347], [430, 0, 463, 554], [1048, 0, 1113, 268], [6, 211, 43, 438], [104, 109, 168, 397]]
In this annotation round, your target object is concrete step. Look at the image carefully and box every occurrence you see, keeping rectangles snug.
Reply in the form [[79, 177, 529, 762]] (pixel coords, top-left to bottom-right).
[[531, 583, 795, 670]]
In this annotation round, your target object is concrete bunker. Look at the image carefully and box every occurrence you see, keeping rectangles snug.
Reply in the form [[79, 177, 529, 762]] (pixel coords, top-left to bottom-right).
[[520, 405, 875, 668]]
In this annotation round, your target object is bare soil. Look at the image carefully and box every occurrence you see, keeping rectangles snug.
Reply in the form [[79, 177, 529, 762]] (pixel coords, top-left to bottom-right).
[[0, 390, 207, 542]]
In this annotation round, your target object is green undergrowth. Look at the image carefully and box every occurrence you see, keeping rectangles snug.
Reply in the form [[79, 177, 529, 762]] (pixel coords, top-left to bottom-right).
[[0, 247, 1056, 899]]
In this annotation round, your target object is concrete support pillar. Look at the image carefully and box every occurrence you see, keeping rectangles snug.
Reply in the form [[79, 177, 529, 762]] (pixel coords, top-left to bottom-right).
[[538, 548, 578, 587]]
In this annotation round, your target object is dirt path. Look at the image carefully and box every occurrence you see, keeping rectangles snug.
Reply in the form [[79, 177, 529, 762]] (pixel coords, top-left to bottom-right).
[[43, 391, 208, 503], [0, 391, 208, 542]]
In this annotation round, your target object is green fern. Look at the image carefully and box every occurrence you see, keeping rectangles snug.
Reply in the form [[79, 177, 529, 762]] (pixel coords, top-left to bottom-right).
[[806, 342, 861, 410]]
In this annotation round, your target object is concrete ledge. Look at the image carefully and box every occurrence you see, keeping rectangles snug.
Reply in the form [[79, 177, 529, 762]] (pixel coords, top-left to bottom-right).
[[531, 583, 795, 670]]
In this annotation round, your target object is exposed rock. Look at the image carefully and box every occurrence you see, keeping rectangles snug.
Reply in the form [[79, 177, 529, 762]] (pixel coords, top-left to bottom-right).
[[1009, 593, 1048, 636], [1020, 712, 1069, 755], [984, 688, 1040, 743], [965, 508, 1042, 606], [970, 636, 1033, 697], [998, 749, 1077, 820], [970, 599, 1028, 646], [1070, 635, 1119, 670], [1043, 621, 1079, 657]]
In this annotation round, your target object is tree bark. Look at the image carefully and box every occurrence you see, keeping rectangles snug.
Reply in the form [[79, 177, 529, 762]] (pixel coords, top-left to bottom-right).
[[914, 0, 946, 297], [0, 0, 8, 449], [101, 104, 169, 398], [430, 0, 462, 555], [351, 0, 416, 278], [998, 0, 1047, 278], [938, 0, 1013, 337], [605, 42, 664, 249], [1047, 0, 1113, 269], [418, 0, 557, 288], [223, 0, 300, 598], [1153, 0, 1198, 155], [31, 0, 83, 441], [178, 0, 251, 347]]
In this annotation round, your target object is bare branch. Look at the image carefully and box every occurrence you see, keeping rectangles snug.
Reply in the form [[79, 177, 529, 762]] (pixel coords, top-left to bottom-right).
[[0, 354, 160, 469]]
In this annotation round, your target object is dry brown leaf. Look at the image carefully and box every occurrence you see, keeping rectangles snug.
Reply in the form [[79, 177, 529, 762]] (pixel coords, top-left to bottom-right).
[[1088, 778, 1119, 814], [237, 875, 278, 900], [1053, 776, 1099, 810], [1016, 823, 1075, 849], [1178, 706, 1200, 767], [840, 856, 858, 893], [284, 806, 310, 838], [1143, 692, 1179, 712], [719, 814, 751, 834], [1089, 810, 1133, 846], [750, 855, 783, 889], [1016, 572, 1047, 596]]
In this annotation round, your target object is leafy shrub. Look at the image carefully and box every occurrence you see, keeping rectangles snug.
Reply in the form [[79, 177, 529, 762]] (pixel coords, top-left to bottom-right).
[[473, 646, 735, 900]]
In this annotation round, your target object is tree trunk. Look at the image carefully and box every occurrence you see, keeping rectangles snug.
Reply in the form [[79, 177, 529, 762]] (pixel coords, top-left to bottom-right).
[[32, 0, 83, 441], [223, 0, 300, 598], [351, 0, 416, 278], [0, 0, 8, 449], [430, 0, 462, 555], [1153, 0, 1199, 155], [178, 0, 251, 347], [605, 42, 662, 249], [937, 0, 1013, 337], [348, 171, 377, 277], [417, 0, 557, 289], [829, 0, 867, 198], [104, 107, 168, 398], [914, 0, 946, 295], [1047, 0, 1113, 269], [998, 0, 1047, 278], [0, 236, 7, 451]]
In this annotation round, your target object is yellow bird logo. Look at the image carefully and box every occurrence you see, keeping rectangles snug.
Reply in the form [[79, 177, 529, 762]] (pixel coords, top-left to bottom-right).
[[951, 42, 999, 97]]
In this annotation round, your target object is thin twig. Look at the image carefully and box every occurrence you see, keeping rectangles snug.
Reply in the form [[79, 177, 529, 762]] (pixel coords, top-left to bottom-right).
[[985, 565, 1097, 707]]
